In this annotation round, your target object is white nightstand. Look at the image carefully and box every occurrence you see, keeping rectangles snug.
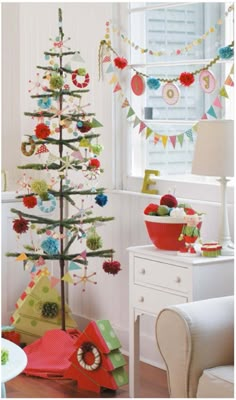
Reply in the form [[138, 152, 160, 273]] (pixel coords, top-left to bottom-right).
[[128, 245, 234, 398]]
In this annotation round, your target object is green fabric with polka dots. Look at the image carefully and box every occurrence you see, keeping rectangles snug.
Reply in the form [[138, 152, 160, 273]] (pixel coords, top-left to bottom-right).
[[96, 320, 121, 351], [108, 349, 126, 369], [112, 366, 129, 387]]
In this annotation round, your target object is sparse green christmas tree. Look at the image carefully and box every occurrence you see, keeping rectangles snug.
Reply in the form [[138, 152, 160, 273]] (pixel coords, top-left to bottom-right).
[[7, 8, 121, 331]]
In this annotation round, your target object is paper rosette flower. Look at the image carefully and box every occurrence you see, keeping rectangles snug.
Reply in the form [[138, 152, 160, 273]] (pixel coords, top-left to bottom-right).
[[13, 216, 29, 234], [35, 123, 51, 139], [23, 195, 37, 209], [179, 72, 195, 87], [114, 56, 128, 70]]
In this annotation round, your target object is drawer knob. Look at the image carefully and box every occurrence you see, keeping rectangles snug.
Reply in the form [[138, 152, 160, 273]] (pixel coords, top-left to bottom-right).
[[139, 268, 146, 275], [175, 276, 181, 283], [138, 296, 144, 303]]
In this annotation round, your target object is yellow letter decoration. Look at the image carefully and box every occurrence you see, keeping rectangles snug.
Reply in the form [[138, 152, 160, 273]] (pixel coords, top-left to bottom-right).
[[141, 169, 159, 194]]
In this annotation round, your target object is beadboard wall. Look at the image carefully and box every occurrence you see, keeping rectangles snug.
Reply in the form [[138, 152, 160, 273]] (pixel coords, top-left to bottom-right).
[[2, 3, 234, 368]]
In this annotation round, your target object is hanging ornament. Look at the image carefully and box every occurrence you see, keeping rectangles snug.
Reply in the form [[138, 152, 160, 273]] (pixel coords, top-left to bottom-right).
[[86, 227, 103, 250], [37, 97, 52, 109], [199, 70, 216, 93], [37, 193, 57, 213], [95, 193, 108, 207], [31, 179, 48, 198], [218, 45, 234, 59], [77, 342, 101, 371], [179, 72, 195, 87], [49, 74, 64, 90], [35, 123, 51, 139], [41, 236, 59, 255], [114, 56, 128, 70], [102, 260, 121, 275], [35, 144, 49, 155], [147, 77, 161, 90], [162, 83, 180, 105], [89, 158, 100, 169], [23, 195, 37, 209], [21, 137, 36, 157], [131, 74, 145, 96], [71, 69, 90, 88], [76, 120, 92, 133], [90, 144, 104, 155], [13, 216, 29, 234]]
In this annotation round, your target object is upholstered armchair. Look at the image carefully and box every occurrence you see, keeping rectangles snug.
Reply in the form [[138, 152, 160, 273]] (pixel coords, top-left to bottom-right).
[[156, 296, 234, 398]]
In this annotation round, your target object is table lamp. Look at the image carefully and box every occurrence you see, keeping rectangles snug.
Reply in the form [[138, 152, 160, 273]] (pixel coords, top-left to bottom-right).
[[191, 120, 234, 256]]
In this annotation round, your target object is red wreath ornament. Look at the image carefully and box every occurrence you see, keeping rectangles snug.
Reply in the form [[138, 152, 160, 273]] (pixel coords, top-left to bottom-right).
[[13, 216, 29, 234], [114, 57, 128, 70], [102, 260, 121, 275], [23, 195, 37, 209], [35, 123, 51, 139], [179, 72, 195, 87]]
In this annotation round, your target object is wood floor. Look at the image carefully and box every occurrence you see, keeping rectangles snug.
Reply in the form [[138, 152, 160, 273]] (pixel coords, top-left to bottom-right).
[[5, 358, 169, 398]]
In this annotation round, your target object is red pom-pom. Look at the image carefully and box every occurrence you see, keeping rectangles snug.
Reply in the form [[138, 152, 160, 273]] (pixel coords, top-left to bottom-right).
[[103, 260, 121, 275], [89, 158, 100, 169], [35, 123, 51, 139], [179, 72, 195, 87], [144, 203, 158, 215], [114, 57, 128, 70], [13, 216, 29, 234], [160, 194, 178, 208], [23, 195, 37, 209]]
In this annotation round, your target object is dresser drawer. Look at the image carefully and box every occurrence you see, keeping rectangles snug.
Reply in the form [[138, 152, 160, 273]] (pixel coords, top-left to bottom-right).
[[132, 284, 187, 315], [134, 256, 190, 293]]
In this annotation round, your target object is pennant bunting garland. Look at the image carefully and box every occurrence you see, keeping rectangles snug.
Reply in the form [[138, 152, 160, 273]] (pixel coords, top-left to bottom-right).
[[122, 98, 129, 108], [113, 83, 122, 92], [225, 75, 234, 86], [177, 134, 184, 147], [219, 86, 229, 98], [213, 96, 223, 108], [62, 272, 74, 284], [50, 276, 61, 288], [16, 253, 28, 261], [139, 121, 146, 134], [106, 63, 114, 73], [206, 106, 217, 119], [170, 136, 177, 148], [69, 261, 82, 271], [127, 107, 135, 118]]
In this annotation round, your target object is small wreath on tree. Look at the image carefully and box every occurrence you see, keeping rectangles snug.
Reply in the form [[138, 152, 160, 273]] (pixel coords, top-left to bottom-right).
[[77, 342, 101, 371], [41, 302, 59, 318]]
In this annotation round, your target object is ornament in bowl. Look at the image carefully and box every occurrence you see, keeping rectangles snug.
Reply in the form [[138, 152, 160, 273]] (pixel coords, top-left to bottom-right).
[[144, 193, 202, 252]]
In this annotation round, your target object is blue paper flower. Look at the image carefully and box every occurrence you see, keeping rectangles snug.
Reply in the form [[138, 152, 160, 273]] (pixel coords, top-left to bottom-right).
[[147, 77, 161, 90], [95, 193, 108, 207], [38, 97, 52, 109], [41, 236, 59, 255], [218, 46, 234, 60]]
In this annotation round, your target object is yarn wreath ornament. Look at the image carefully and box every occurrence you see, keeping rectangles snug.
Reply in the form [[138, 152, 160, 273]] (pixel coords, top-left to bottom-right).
[[21, 137, 36, 157], [71, 69, 90, 88], [77, 342, 101, 371]]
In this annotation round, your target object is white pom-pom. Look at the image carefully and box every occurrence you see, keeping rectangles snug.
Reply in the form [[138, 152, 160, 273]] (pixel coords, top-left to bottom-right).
[[170, 207, 186, 218]]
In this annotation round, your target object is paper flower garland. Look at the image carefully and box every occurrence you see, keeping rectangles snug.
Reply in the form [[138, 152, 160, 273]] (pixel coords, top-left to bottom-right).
[[13, 216, 29, 234], [147, 77, 161, 90], [35, 123, 51, 139], [218, 45, 234, 59], [114, 56, 128, 69], [179, 72, 195, 87]]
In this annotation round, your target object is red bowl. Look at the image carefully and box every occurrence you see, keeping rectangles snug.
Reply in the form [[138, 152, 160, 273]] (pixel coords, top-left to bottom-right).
[[144, 214, 186, 250]]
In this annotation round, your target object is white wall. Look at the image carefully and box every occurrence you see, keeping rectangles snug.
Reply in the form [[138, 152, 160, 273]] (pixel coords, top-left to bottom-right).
[[2, 3, 234, 368]]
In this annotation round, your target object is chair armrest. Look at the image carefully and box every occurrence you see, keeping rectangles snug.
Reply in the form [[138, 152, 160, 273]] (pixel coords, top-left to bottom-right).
[[156, 296, 234, 398]]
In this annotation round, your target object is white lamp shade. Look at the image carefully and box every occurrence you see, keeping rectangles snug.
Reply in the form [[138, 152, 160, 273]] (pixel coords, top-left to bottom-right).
[[191, 120, 234, 177]]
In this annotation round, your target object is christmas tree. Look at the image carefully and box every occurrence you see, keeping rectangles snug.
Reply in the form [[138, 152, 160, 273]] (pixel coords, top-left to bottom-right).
[[7, 8, 121, 332]]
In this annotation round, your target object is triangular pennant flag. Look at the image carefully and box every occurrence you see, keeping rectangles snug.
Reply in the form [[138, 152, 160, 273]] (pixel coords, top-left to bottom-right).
[[153, 134, 160, 144], [50, 275, 61, 288], [185, 129, 194, 141], [230, 64, 234, 75], [71, 52, 85, 63], [127, 107, 135, 118], [170, 135, 177, 148], [102, 55, 111, 63], [161, 136, 168, 148], [121, 98, 129, 108], [133, 116, 140, 128], [24, 261, 33, 271], [213, 96, 223, 108], [91, 118, 103, 128], [16, 253, 28, 261], [62, 272, 74, 284], [80, 250, 87, 259], [30, 265, 37, 273], [64, 63, 72, 71], [206, 105, 217, 119], [35, 144, 49, 155], [71, 150, 83, 160], [201, 113, 208, 120], [192, 123, 199, 132], [146, 127, 153, 139], [69, 261, 82, 271], [225, 75, 234, 87], [113, 82, 122, 93], [177, 133, 184, 147], [219, 86, 229, 98], [105, 63, 114, 74], [35, 256, 46, 266], [139, 121, 146, 134], [109, 74, 118, 85]]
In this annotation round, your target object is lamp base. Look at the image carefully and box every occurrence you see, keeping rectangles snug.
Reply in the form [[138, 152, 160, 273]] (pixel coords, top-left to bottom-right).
[[220, 241, 234, 256]]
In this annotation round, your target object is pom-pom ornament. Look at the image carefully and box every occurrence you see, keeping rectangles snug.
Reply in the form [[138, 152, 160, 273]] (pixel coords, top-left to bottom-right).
[[147, 77, 161, 90], [37, 97, 52, 109], [31, 179, 48, 197], [95, 193, 108, 207], [23, 195, 37, 209], [41, 236, 59, 255], [49, 74, 64, 90], [35, 123, 51, 140], [218, 45, 234, 59], [86, 227, 103, 250], [114, 57, 128, 70], [179, 72, 195, 87], [102, 260, 121, 275], [89, 158, 100, 169], [13, 216, 29, 234], [77, 120, 92, 133], [160, 194, 178, 208], [144, 203, 159, 215]]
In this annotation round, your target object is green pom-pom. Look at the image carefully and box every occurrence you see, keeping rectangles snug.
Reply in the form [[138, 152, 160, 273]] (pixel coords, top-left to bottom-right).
[[157, 205, 169, 216], [77, 68, 86, 76], [1, 349, 9, 365], [31, 179, 48, 195], [86, 228, 103, 250], [50, 74, 64, 89]]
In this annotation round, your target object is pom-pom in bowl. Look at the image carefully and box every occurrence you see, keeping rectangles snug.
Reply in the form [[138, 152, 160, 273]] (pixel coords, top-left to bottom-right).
[[144, 214, 186, 250]]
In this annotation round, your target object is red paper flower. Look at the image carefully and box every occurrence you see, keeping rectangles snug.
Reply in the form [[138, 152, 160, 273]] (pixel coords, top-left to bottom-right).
[[114, 57, 128, 70], [89, 158, 100, 169], [35, 123, 51, 139], [13, 216, 29, 234], [23, 195, 37, 209], [103, 260, 121, 275], [144, 203, 158, 215], [179, 72, 195, 87]]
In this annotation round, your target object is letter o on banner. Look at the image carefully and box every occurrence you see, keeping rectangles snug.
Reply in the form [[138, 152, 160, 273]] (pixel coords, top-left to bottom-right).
[[162, 82, 180, 105]]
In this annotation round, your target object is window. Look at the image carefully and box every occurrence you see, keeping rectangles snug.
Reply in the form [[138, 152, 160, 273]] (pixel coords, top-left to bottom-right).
[[114, 2, 234, 196]]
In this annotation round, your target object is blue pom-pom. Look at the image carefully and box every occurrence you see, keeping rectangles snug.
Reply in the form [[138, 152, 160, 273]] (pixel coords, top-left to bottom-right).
[[37, 97, 52, 109], [41, 237, 59, 255], [95, 193, 108, 207], [147, 77, 161, 90], [218, 46, 234, 59]]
